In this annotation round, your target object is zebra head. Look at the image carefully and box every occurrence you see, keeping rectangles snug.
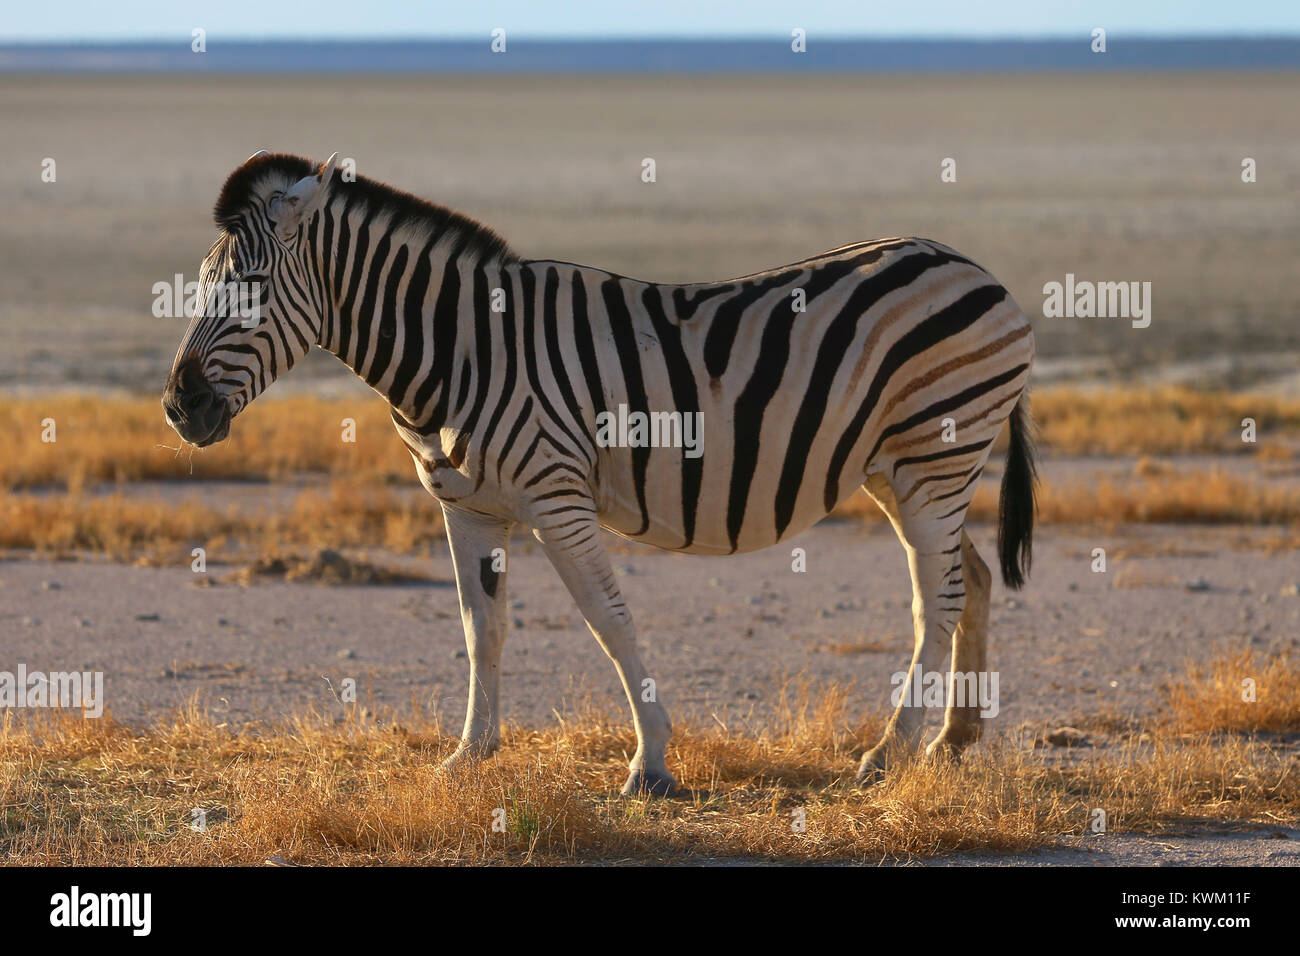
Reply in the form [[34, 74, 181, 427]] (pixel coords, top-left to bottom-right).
[[162, 150, 339, 446]]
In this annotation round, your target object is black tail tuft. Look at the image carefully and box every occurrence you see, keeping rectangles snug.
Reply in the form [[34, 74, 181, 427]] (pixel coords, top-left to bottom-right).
[[997, 395, 1037, 590]]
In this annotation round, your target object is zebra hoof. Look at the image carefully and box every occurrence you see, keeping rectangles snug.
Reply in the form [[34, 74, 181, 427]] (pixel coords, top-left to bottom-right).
[[438, 743, 497, 775], [855, 763, 887, 787], [621, 768, 679, 798], [855, 750, 890, 787]]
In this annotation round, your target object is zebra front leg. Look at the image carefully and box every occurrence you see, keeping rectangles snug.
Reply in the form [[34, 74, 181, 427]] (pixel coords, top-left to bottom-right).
[[532, 513, 677, 796], [439, 504, 514, 773]]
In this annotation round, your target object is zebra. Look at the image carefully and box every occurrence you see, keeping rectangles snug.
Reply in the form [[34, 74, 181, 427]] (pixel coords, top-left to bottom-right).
[[163, 151, 1037, 795]]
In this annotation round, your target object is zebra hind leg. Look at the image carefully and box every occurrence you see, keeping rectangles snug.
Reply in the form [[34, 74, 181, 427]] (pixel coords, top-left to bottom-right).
[[926, 530, 992, 759], [532, 512, 677, 797], [438, 505, 514, 773], [856, 472, 968, 784]]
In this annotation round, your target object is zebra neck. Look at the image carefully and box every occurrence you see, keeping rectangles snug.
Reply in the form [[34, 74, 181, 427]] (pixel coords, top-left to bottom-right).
[[321, 234, 507, 439]]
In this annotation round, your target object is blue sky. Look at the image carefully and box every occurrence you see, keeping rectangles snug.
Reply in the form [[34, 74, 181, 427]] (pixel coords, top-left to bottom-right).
[[3, 0, 1299, 41]]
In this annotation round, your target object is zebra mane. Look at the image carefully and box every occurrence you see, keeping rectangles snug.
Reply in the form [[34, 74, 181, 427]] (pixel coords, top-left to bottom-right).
[[213, 152, 516, 264]]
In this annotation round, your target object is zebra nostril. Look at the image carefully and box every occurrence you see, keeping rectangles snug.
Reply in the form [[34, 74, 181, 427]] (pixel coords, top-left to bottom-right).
[[183, 390, 212, 414]]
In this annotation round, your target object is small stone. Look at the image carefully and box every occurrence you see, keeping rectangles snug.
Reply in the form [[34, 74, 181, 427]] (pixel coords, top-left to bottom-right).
[[1282, 584, 1300, 597], [1067, 582, 1078, 591], [21, 616, 39, 627], [40, 581, 61, 590], [742, 691, 758, 700], [217, 618, 231, 627], [510, 599, 525, 609], [134, 613, 161, 622], [336, 648, 356, 660], [513, 617, 525, 629], [451, 648, 467, 660], [1183, 578, 1211, 592], [709, 577, 722, 587], [76, 618, 91, 628]]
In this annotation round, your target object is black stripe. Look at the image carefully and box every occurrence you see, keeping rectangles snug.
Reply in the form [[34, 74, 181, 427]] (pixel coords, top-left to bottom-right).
[[389, 235, 437, 410], [601, 278, 652, 535], [642, 285, 703, 547], [891, 438, 994, 477], [822, 284, 1011, 510], [773, 247, 964, 536], [354, 231, 392, 378], [366, 241, 406, 387], [520, 266, 591, 466], [543, 266, 596, 468]]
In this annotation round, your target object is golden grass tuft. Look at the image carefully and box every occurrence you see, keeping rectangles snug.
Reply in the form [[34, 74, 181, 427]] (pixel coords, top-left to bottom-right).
[[831, 469, 1300, 527], [1162, 648, 1300, 735], [1030, 386, 1300, 457], [3, 658, 1297, 866], [0, 480, 445, 563], [0, 395, 411, 490]]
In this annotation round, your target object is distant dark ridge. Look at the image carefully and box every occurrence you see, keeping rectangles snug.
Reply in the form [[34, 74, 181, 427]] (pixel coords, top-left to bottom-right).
[[2, 37, 1299, 73]]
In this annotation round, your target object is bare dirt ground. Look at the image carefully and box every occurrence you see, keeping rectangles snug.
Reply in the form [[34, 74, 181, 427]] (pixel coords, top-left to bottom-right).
[[5, 519, 1296, 733], [5, 516, 1299, 866]]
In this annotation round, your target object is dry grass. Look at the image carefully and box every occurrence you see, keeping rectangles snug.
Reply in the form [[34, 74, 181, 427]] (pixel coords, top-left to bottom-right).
[[3, 464, 1296, 565], [831, 469, 1300, 527], [0, 395, 410, 490], [2, 387, 1298, 566], [1162, 648, 1300, 735], [0, 479, 445, 563], [1030, 387, 1300, 457], [3, 388, 1299, 493], [3, 658, 1297, 866]]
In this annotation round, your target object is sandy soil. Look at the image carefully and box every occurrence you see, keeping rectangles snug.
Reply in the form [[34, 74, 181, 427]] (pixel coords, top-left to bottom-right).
[[5, 520, 1297, 732], [5, 514, 1299, 868]]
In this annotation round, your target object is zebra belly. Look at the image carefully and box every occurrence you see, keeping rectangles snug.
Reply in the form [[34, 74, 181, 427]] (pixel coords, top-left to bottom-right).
[[590, 433, 860, 556]]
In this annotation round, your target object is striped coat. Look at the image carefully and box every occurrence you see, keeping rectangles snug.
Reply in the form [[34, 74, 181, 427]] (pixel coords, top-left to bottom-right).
[[165, 153, 1037, 795]]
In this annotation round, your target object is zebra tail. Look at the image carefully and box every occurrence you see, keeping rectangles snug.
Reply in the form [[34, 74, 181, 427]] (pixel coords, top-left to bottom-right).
[[997, 394, 1038, 590]]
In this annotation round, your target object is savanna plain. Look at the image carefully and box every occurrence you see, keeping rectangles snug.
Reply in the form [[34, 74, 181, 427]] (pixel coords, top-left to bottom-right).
[[1, 73, 1298, 865]]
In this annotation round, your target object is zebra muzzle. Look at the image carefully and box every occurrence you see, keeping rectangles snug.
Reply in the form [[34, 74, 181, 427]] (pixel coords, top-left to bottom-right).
[[162, 361, 231, 446]]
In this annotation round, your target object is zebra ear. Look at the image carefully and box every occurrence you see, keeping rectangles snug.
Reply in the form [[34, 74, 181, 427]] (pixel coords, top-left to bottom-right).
[[270, 153, 338, 241], [244, 149, 270, 164]]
